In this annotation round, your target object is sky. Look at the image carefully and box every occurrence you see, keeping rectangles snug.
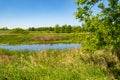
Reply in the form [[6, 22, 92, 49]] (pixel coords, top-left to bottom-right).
[[0, 0, 81, 29]]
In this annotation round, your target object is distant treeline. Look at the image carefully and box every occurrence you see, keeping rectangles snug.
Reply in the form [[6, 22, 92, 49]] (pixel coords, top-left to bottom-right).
[[28, 24, 82, 33], [0, 24, 84, 33], [0, 27, 8, 30]]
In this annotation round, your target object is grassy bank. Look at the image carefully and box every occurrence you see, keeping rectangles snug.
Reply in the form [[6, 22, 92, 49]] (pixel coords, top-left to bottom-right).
[[0, 48, 120, 80], [0, 31, 83, 44]]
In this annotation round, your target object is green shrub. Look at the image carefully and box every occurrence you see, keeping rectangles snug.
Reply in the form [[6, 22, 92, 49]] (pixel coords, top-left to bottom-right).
[[11, 28, 29, 34]]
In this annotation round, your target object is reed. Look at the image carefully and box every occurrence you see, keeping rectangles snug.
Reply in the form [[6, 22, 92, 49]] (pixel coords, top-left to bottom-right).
[[0, 48, 119, 80]]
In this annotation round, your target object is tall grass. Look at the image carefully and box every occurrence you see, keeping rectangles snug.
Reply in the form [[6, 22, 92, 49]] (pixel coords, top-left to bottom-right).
[[0, 48, 119, 80]]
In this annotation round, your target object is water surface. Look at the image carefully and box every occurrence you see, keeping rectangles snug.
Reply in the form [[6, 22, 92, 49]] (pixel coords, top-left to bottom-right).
[[0, 43, 81, 51]]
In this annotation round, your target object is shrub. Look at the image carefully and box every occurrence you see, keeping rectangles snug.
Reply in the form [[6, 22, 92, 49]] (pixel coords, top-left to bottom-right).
[[11, 28, 29, 34]]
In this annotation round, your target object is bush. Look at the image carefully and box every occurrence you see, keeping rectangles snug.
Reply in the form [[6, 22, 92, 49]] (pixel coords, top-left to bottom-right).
[[11, 28, 29, 34]]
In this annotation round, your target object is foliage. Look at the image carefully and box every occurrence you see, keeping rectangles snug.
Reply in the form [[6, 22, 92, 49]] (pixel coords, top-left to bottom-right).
[[11, 28, 29, 34], [54, 24, 60, 33], [0, 27, 8, 30], [0, 25, 83, 33], [27, 25, 82, 33], [75, 0, 120, 55], [28, 27, 36, 31]]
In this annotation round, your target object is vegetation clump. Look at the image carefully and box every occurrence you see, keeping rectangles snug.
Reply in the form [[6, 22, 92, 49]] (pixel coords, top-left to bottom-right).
[[11, 28, 29, 34], [75, 0, 120, 54]]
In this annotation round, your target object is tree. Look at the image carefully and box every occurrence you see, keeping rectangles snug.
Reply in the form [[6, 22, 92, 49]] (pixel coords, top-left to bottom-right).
[[54, 24, 60, 33], [67, 25, 72, 33], [74, 26, 82, 32], [28, 27, 36, 31], [61, 25, 66, 33], [75, 0, 120, 55]]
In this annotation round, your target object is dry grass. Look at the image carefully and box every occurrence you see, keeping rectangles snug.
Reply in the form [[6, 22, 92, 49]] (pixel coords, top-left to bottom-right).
[[29, 36, 65, 41], [0, 54, 14, 65]]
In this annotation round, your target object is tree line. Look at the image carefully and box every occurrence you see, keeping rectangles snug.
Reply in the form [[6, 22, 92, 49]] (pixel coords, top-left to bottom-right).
[[28, 24, 82, 33], [0, 24, 83, 33]]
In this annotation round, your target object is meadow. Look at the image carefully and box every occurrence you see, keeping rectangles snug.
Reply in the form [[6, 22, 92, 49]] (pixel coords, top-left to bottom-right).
[[0, 30, 83, 44], [0, 29, 120, 80]]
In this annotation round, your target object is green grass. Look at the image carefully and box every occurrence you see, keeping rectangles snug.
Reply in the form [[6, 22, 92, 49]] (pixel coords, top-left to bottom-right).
[[0, 31, 83, 44], [0, 48, 119, 80]]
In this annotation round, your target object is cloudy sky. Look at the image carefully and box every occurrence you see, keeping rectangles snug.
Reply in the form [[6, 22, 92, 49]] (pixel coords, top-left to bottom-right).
[[0, 0, 81, 29]]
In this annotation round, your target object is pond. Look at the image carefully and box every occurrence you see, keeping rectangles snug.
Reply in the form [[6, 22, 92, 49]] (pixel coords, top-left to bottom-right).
[[0, 43, 81, 51]]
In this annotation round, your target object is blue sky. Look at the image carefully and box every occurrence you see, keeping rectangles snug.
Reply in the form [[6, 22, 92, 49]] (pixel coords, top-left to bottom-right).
[[0, 0, 81, 29]]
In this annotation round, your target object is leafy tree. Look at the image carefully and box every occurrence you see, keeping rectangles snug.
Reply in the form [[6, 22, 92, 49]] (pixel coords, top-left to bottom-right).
[[60, 25, 72, 33], [67, 25, 72, 33], [54, 24, 60, 33], [61, 25, 66, 33], [49, 27, 54, 31], [75, 0, 120, 55], [28, 27, 36, 31]]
